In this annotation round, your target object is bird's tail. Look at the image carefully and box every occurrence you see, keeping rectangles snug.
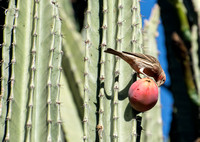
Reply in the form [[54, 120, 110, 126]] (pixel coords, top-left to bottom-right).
[[104, 48, 123, 58]]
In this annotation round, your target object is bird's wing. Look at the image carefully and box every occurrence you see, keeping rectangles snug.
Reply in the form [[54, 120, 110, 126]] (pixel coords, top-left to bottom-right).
[[122, 51, 161, 74], [122, 51, 158, 64]]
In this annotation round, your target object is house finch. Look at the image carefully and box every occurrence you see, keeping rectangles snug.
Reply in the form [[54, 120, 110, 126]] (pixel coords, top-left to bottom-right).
[[104, 48, 166, 87]]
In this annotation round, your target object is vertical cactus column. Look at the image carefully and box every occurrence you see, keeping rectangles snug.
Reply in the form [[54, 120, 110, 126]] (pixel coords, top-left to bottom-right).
[[5, 0, 34, 141], [46, 1, 63, 141], [192, 0, 200, 36], [58, 0, 84, 140], [97, 0, 108, 140], [1, 0, 63, 141], [59, 71, 83, 141], [131, 0, 143, 53], [191, 0, 200, 101], [58, 0, 84, 119], [1, 0, 166, 141], [83, 0, 144, 141], [141, 4, 163, 142], [83, 0, 100, 141], [28, 0, 63, 141], [0, 0, 15, 140], [191, 25, 200, 98]]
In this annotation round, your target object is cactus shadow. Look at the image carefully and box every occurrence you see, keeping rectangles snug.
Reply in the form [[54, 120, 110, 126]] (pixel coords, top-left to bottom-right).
[[124, 103, 140, 121], [124, 104, 143, 142], [121, 74, 141, 121], [104, 74, 135, 100], [118, 74, 136, 100]]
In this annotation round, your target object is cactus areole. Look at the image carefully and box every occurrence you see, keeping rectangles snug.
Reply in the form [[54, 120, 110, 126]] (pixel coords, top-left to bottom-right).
[[128, 78, 158, 112]]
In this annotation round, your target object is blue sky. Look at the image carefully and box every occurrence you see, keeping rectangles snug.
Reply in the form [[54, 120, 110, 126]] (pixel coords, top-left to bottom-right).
[[140, 0, 174, 141]]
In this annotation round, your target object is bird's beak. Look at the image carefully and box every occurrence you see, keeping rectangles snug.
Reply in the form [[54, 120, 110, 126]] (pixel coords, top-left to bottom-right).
[[156, 81, 162, 87]]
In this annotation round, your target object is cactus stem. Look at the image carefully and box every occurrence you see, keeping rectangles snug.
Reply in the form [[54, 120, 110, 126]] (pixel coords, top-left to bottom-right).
[[4, 1, 17, 139], [46, 1, 63, 140], [113, 1, 122, 131], [131, 0, 143, 53], [192, 0, 200, 36], [26, 2, 38, 141], [83, 0, 90, 135], [191, 25, 200, 101]]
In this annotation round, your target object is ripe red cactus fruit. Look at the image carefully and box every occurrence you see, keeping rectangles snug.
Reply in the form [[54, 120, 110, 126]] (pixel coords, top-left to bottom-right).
[[128, 78, 158, 112]]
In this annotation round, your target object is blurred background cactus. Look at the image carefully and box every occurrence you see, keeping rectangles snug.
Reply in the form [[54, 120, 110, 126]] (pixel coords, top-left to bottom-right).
[[0, 0, 200, 142], [158, 0, 200, 141]]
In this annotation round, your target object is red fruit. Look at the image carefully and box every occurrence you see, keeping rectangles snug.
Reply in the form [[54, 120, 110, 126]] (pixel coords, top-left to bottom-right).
[[128, 78, 158, 112]]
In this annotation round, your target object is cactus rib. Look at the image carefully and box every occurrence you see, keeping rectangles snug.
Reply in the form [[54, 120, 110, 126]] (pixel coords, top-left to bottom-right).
[[26, 1, 38, 141], [191, 25, 200, 102], [112, 0, 125, 141], [97, 0, 108, 140], [83, 0, 100, 141], [131, 0, 143, 53], [0, 0, 16, 140], [58, 0, 84, 120], [5, 0, 35, 141]]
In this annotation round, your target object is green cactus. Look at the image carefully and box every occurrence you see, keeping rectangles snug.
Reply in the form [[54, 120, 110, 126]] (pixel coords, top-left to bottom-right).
[[1, 0, 164, 141], [82, 0, 161, 141], [0, 0, 16, 140], [168, 0, 191, 42], [191, 0, 200, 103], [60, 72, 83, 141], [58, 0, 84, 119], [58, 0, 84, 140], [191, 25, 200, 99], [1, 0, 63, 141], [192, 0, 200, 36]]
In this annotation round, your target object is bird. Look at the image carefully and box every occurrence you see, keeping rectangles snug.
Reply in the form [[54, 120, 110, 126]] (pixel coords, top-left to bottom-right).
[[104, 48, 166, 87]]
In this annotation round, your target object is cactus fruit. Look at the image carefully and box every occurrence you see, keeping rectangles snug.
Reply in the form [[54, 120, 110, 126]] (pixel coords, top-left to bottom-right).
[[128, 78, 158, 112]]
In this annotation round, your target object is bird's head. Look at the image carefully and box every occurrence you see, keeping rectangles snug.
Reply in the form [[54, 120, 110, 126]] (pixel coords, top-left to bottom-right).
[[156, 71, 166, 87]]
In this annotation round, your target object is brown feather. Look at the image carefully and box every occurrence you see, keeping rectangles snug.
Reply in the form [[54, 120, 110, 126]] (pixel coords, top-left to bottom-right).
[[122, 51, 158, 64]]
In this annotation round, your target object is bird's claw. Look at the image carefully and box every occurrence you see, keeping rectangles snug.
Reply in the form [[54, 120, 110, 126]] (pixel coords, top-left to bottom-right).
[[137, 73, 142, 79], [139, 68, 149, 78]]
